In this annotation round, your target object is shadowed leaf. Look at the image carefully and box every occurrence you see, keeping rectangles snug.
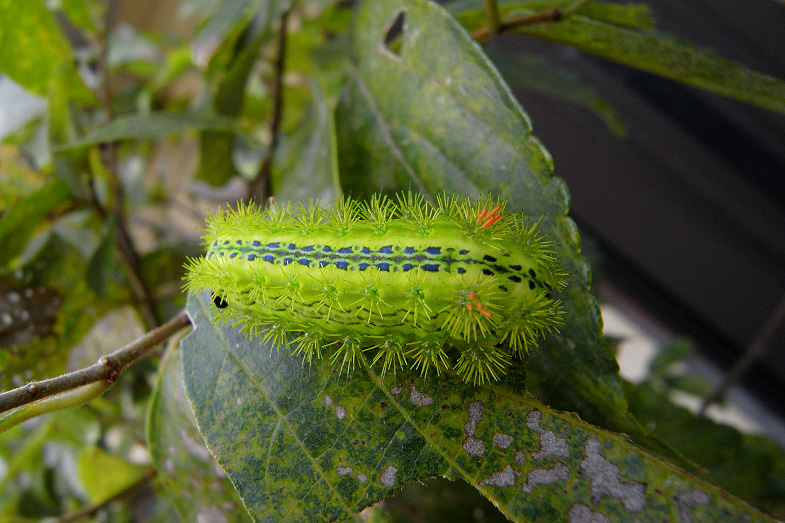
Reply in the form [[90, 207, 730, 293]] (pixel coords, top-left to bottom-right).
[[147, 335, 250, 522], [453, 1, 785, 114]]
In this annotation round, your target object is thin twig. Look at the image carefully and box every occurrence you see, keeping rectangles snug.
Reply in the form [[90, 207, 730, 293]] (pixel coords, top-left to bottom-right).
[[101, 146, 163, 327], [472, 0, 592, 42], [247, 8, 290, 203], [698, 293, 785, 416], [0, 310, 191, 415], [484, 0, 503, 35], [58, 469, 156, 523], [88, 16, 162, 327]]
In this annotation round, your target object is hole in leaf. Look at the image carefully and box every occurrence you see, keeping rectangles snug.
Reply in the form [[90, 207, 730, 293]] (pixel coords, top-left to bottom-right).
[[383, 10, 406, 56]]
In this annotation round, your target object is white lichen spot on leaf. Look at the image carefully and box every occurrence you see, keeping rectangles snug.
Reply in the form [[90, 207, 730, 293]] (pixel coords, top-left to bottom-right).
[[409, 382, 434, 406], [569, 503, 611, 523], [463, 400, 486, 457], [522, 463, 570, 493], [479, 465, 520, 487], [675, 490, 712, 523], [493, 432, 513, 449], [527, 409, 570, 460], [580, 435, 646, 512], [380, 465, 398, 487]]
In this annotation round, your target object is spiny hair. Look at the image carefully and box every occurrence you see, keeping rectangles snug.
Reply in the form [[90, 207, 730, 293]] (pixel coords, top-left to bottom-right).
[[185, 192, 567, 385]]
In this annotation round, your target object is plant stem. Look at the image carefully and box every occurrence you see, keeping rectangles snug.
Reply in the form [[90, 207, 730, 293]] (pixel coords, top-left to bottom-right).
[[698, 293, 785, 416], [484, 0, 503, 35], [472, 0, 592, 42], [247, 8, 290, 203], [0, 310, 191, 415], [90, 13, 162, 327]]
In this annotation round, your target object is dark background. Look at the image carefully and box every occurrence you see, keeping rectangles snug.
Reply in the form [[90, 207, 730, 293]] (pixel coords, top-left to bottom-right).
[[490, 0, 785, 416]]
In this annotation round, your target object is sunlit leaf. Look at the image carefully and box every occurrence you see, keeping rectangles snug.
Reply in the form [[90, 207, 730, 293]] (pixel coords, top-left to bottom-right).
[[181, 290, 773, 522]]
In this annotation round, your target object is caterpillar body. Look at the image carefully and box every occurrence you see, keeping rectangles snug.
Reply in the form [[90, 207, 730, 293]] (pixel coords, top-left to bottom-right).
[[184, 194, 566, 385]]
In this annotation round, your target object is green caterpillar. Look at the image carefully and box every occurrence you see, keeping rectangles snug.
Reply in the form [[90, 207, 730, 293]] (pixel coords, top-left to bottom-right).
[[184, 193, 566, 384]]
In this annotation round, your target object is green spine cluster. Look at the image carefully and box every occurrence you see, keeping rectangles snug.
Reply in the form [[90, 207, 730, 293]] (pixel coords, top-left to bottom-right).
[[184, 193, 566, 384]]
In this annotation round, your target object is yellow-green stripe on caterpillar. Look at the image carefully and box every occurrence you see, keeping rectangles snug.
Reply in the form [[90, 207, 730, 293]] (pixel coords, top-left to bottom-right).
[[184, 193, 566, 385]]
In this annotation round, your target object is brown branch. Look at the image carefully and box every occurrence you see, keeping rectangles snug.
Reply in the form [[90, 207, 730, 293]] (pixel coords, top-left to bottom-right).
[[698, 293, 785, 416], [472, 0, 591, 43], [58, 469, 156, 523], [247, 8, 290, 203], [0, 310, 191, 415]]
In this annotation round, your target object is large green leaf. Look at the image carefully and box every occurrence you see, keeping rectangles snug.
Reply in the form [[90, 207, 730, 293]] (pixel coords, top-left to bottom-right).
[[148, 334, 250, 522], [451, 1, 785, 115], [334, 0, 639, 439], [77, 446, 152, 504], [181, 291, 772, 522]]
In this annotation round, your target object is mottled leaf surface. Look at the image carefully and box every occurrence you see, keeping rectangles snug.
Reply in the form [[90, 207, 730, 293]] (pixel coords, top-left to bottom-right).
[[0, 0, 84, 96], [181, 291, 772, 522], [148, 335, 250, 522], [334, 0, 638, 440]]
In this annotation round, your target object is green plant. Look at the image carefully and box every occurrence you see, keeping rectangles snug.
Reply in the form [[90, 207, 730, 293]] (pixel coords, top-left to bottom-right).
[[1, 0, 784, 521]]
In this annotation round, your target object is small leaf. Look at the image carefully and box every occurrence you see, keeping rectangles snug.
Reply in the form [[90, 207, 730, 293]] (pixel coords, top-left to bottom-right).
[[86, 221, 118, 298], [55, 111, 247, 150], [0, 144, 49, 212], [649, 338, 696, 375], [77, 446, 152, 504], [0, 178, 71, 268], [147, 334, 250, 522]]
